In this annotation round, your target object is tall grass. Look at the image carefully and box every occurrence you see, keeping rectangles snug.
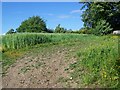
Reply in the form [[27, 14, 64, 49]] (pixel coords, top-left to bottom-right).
[[2, 33, 52, 50], [1, 33, 91, 50]]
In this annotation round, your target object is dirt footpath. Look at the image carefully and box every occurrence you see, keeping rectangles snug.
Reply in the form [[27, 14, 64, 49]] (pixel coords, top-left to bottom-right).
[[2, 45, 78, 88]]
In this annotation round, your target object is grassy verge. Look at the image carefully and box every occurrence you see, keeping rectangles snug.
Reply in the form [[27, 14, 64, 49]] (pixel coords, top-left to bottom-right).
[[69, 35, 119, 88]]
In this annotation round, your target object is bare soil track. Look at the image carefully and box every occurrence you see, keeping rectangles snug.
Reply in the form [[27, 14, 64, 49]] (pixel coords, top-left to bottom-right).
[[2, 43, 80, 88]]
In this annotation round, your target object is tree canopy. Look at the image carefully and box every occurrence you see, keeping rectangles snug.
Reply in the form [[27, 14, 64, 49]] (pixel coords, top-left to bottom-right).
[[81, 2, 120, 32], [16, 16, 47, 33]]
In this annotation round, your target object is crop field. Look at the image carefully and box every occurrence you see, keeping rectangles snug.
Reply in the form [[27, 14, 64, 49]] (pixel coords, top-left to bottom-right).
[[1, 33, 120, 88]]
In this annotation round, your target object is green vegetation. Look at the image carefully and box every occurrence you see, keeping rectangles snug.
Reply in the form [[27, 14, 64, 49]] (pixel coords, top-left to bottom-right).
[[2, 33, 86, 50], [2, 33, 51, 50], [70, 35, 119, 88], [81, 2, 120, 35], [91, 20, 113, 36], [55, 24, 67, 33]]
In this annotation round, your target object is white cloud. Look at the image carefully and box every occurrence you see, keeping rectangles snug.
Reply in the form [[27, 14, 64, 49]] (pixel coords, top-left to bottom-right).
[[70, 9, 85, 14], [58, 15, 70, 19]]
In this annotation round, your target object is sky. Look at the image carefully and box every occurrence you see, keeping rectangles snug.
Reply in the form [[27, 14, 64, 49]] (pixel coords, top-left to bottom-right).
[[2, 2, 85, 34]]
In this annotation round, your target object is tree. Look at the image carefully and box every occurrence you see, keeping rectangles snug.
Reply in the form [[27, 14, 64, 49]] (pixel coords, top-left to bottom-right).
[[6, 29, 15, 34], [91, 19, 113, 36], [54, 24, 66, 33], [16, 16, 47, 33], [81, 2, 120, 32]]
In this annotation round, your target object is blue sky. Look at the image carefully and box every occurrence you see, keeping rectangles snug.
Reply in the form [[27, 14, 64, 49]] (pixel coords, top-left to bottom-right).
[[2, 2, 84, 34]]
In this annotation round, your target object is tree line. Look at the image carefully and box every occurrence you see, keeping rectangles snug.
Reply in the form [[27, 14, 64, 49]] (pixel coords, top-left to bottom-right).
[[6, 16, 75, 34], [6, 2, 120, 35]]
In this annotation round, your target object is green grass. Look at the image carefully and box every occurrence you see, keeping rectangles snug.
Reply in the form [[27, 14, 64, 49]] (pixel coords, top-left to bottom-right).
[[2, 33, 51, 50], [69, 35, 119, 88], [1, 33, 120, 88], [1, 33, 97, 51]]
